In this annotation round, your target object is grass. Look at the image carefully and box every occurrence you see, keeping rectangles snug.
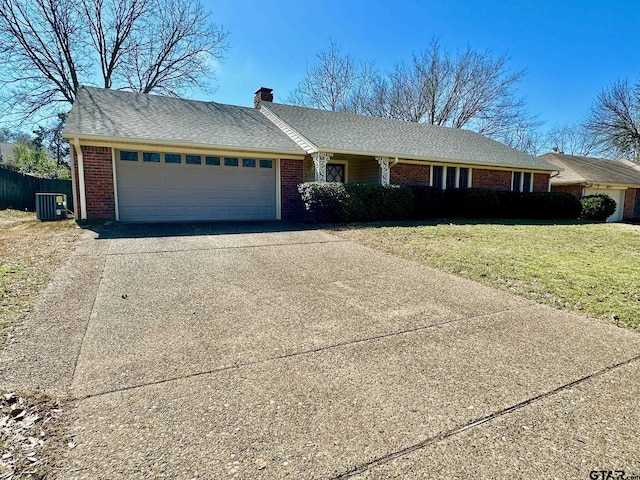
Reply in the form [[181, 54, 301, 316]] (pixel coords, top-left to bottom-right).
[[334, 219, 640, 330], [0, 209, 80, 345]]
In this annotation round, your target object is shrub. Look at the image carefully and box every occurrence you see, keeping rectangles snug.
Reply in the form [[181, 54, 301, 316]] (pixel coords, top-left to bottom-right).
[[444, 188, 501, 218], [298, 182, 414, 223], [378, 184, 415, 220], [297, 182, 347, 223], [580, 194, 617, 221], [497, 191, 582, 219], [411, 186, 445, 218]]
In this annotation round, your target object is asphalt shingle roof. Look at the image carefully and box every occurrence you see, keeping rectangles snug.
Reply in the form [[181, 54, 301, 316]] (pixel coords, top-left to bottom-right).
[[263, 102, 558, 171], [63, 87, 305, 155], [541, 152, 640, 186]]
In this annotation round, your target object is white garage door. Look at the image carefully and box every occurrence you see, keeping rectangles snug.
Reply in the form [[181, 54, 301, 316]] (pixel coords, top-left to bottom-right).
[[116, 151, 277, 222], [584, 187, 624, 222]]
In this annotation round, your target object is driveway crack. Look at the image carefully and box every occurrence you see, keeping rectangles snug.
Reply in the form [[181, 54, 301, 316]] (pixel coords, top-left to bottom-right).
[[330, 352, 640, 479], [73, 305, 530, 401]]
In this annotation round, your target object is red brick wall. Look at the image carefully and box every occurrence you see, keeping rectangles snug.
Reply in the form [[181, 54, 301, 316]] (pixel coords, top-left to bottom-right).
[[390, 163, 429, 186], [623, 188, 639, 219], [472, 169, 512, 191], [280, 159, 304, 221], [533, 173, 550, 192], [551, 184, 583, 198], [73, 145, 115, 219]]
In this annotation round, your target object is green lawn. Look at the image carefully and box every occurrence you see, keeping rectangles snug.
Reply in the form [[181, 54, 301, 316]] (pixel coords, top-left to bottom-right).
[[334, 220, 640, 330]]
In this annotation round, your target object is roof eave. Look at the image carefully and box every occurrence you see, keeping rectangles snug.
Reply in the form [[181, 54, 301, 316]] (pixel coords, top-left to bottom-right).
[[322, 147, 559, 172], [62, 132, 306, 158]]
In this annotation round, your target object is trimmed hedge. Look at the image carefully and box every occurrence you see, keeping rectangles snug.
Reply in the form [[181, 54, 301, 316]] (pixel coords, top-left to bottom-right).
[[497, 191, 583, 219], [298, 182, 414, 223], [299, 183, 583, 223], [580, 194, 617, 221], [411, 187, 582, 220]]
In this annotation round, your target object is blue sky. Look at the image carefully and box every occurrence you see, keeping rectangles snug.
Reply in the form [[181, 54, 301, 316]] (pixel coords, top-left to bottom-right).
[[204, 0, 640, 132]]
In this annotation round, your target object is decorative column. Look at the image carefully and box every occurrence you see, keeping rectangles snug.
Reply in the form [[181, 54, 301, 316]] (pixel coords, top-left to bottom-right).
[[311, 152, 332, 182], [376, 157, 390, 186]]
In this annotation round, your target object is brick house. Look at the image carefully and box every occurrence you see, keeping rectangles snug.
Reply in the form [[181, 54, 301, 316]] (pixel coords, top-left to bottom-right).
[[543, 152, 640, 222], [62, 86, 558, 222]]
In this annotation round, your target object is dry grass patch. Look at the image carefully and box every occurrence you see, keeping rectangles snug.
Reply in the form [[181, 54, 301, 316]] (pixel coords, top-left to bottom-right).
[[334, 220, 640, 330], [0, 210, 79, 346]]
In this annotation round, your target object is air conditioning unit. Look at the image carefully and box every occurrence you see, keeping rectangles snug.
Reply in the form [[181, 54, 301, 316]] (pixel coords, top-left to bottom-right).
[[36, 193, 67, 221]]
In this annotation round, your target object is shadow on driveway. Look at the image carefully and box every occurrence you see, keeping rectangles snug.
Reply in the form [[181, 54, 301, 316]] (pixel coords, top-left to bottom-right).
[[84, 220, 315, 240]]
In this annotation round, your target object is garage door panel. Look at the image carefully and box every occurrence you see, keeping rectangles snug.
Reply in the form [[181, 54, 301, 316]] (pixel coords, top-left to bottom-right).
[[117, 156, 277, 222]]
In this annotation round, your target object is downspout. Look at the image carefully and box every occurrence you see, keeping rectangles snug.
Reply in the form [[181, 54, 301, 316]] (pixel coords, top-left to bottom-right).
[[74, 138, 88, 220], [548, 170, 561, 192]]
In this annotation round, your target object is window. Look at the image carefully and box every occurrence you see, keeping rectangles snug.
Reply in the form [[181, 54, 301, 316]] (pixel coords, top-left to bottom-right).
[[446, 167, 457, 190], [326, 163, 345, 183], [432, 165, 472, 189], [242, 158, 256, 168], [120, 151, 138, 161], [513, 171, 522, 192], [205, 156, 220, 166], [459, 168, 469, 189], [432, 166, 444, 190], [165, 153, 181, 164], [512, 171, 533, 192], [143, 152, 160, 163], [259, 159, 273, 168], [186, 155, 201, 165], [523, 172, 532, 192], [224, 157, 238, 166]]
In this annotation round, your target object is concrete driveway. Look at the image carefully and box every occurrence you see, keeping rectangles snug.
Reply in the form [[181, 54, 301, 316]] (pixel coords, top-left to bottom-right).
[[3, 222, 640, 479]]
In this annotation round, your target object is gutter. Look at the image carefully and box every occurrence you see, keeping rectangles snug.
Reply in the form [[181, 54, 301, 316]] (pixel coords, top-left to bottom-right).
[[61, 133, 306, 159]]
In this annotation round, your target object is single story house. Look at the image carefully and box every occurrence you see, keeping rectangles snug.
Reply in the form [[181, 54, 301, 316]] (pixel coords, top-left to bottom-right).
[[62, 86, 558, 222], [542, 152, 640, 222]]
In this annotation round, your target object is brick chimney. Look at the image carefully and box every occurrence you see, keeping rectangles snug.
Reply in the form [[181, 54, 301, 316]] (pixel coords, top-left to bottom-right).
[[254, 87, 273, 108]]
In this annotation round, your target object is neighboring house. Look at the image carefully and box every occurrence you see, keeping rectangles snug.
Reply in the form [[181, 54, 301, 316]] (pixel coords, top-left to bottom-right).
[[62, 86, 558, 222], [542, 152, 640, 222], [0, 142, 15, 165]]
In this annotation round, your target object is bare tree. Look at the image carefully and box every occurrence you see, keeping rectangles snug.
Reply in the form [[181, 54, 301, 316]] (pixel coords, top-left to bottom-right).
[[81, 0, 149, 89], [289, 40, 536, 149], [498, 120, 543, 156], [287, 41, 379, 112], [543, 123, 598, 157], [585, 79, 640, 160], [0, 0, 228, 123]]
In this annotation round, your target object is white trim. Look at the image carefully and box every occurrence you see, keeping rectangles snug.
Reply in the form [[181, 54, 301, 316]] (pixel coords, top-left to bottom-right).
[[63, 133, 305, 159], [111, 148, 120, 221], [376, 157, 390, 186], [312, 152, 332, 182], [259, 105, 318, 154], [74, 138, 88, 220], [511, 170, 534, 192], [295, 148, 555, 173], [276, 158, 282, 220], [429, 164, 472, 189], [69, 142, 78, 219]]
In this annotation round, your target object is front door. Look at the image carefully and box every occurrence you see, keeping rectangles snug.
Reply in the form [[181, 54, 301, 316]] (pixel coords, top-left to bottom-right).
[[326, 163, 345, 183]]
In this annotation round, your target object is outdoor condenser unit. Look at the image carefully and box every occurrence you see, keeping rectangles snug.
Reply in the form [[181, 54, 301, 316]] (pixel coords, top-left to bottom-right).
[[36, 193, 67, 221]]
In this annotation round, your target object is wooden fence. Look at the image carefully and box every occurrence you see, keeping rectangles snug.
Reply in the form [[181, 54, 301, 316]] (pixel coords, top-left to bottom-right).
[[0, 167, 73, 212]]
